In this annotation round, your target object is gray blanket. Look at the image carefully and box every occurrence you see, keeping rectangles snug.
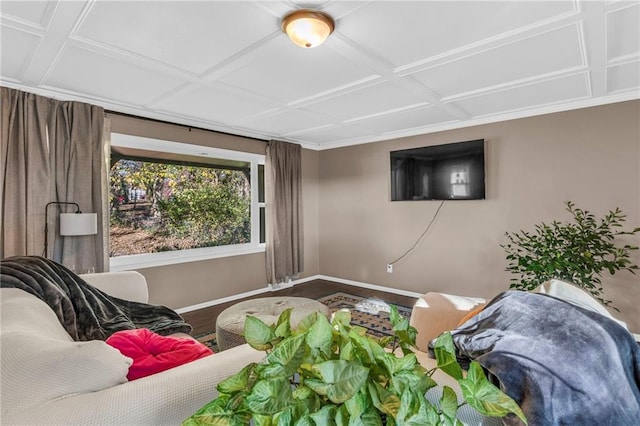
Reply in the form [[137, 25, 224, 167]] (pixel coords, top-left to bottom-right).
[[451, 290, 640, 425], [1, 256, 192, 340]]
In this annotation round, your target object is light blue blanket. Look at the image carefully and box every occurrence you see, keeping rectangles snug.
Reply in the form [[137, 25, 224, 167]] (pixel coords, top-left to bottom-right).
[[452, 291, 640, 425]]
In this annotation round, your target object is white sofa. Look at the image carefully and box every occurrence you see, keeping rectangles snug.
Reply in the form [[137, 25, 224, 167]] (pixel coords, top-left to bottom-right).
[[0, 271, 265, 426]]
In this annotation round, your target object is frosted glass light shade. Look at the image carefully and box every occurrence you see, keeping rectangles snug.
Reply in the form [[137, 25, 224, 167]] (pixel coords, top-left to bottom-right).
[[60, 213, 97, 236], [281, 9, 335, 48]]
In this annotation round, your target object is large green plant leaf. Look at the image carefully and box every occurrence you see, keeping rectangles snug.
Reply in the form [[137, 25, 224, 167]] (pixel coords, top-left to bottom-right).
[[182, 396, 250, 426], [390, 370, 430, 396], [368, 382, 401, 417], [389, 305, 418, 350], [339, 340, 355, 361], [244, 315, 276, 351], [306, 360, 370, 404], [309, 405, 337, 426], [306, 313, 333, 358], [344, 390, 367, 419], [349, 330, 380, 364], [216, 363, 256, 394], [292, 385, 322, 416], [335, 404, 349, 426], [459, 362, 527, 424], [274, 308, 292, 338], [245, 377, 292, 415], [332, 310, 351, 328], [252, 414, 274, 426], [293, 415, 314, 426], [439, 386, 459, 425], [396, 388, 439, 426], [261, 333, 307, 378], [297, 312, 321, 334], [433, 333, 463, 380]]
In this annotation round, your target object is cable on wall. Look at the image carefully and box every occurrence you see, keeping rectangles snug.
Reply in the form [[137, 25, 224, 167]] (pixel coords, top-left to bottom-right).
[[387, 200, 446, 267]]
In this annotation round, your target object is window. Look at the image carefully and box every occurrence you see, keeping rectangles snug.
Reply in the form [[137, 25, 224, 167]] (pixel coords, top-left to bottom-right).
[[109, 133, 265, 271]]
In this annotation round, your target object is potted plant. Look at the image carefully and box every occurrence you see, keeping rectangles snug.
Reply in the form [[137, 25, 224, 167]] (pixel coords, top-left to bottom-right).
[[501, 201, 639, 309], [183, 306, 525, 425]]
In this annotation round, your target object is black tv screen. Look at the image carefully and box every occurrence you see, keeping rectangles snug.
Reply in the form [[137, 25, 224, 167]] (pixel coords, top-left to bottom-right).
[[390, 139, 485, 201]]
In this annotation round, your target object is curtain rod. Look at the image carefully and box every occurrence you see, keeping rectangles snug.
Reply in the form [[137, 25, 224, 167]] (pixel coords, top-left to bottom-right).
[[104, 109, 269, 143]]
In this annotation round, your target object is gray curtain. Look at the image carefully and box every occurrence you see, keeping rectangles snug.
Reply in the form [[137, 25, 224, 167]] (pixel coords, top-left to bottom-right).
[[265, 140, 303, 284], [1, 87, 108, 272]]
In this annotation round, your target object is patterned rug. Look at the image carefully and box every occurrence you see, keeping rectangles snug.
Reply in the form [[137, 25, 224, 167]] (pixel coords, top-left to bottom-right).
[[194, 331, 219, 352], [317, 292, 413, 338], [194, 292, 412, 352]]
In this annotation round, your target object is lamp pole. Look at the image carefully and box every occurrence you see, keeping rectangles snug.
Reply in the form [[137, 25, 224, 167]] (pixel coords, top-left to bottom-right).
[[43, 201, 81, 258]]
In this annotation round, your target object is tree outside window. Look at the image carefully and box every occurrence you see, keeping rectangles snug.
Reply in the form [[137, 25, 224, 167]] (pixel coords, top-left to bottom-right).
[[109, 159, 251, 257]]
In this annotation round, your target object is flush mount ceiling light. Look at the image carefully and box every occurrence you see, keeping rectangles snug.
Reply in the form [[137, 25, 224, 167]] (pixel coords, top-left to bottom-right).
[[281, 9, 335, 48]]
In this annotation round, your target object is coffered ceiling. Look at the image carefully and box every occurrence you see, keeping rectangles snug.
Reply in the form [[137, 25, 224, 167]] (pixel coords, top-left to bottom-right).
[[1, 1, 639, 150]]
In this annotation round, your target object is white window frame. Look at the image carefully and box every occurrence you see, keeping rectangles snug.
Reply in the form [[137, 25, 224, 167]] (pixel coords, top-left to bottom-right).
[[109, 133, 265, 271]]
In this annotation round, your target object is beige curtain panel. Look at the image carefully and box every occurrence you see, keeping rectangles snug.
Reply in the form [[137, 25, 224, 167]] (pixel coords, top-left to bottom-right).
[[265, 140, 304, 284], [1, 87, 108, 272]]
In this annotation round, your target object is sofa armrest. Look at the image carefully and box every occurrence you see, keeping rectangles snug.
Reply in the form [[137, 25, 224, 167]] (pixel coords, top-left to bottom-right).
[[80, 271, 149, 304], [410, 292, 486, 352], [2, 344, 266, 426]]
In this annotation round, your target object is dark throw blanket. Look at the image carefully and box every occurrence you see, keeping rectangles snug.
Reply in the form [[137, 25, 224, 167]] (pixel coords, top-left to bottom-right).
[[451, 290, 640, 425], [1, 256, 192, 341]]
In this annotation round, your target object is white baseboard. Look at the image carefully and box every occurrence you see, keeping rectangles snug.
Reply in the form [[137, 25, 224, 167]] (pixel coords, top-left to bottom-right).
[[315, 275, 423, 298], [175, 274, 421, 314], [175, 275, 317, 314]]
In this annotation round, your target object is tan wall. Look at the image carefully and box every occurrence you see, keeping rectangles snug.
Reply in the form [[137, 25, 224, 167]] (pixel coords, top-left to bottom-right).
[[108, 114, 320, 309], [318, 101, 640, 331]]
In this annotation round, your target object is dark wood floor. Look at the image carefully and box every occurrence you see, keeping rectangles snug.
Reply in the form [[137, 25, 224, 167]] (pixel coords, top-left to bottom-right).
[[181, 279, 419, 336]]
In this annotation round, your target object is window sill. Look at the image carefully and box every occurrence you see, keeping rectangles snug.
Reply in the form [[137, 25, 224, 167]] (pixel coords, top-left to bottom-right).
[[109, 243, 266, 271]]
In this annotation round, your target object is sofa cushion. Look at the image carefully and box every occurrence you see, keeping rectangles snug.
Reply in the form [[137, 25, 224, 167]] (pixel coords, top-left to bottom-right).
[[409, 292, 486, 352], [1, 289, 132, 412], [1, 288, 73, 340], [106, 328, 213, 380]]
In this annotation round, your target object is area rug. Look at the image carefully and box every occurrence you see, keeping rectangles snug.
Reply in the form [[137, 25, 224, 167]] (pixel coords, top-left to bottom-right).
[[317, 292, 412, 339], [194, 331, 219, 353], [194, 292, 412, 352]]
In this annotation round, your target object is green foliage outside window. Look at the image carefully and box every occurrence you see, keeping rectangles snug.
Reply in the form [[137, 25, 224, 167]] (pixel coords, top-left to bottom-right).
[[109, 159, 250, 256]]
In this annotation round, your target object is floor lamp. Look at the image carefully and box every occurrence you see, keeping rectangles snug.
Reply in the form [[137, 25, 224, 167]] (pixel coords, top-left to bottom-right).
[[43, 201, 97, 259]]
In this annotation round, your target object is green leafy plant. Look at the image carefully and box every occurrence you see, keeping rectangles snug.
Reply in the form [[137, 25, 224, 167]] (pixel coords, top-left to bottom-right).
[[502, 201, 639, 309], [183, 306, 526, 425]]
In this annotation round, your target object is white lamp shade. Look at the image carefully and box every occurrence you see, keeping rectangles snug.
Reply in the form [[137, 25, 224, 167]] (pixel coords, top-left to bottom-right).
[[59, 213, 97, 236]]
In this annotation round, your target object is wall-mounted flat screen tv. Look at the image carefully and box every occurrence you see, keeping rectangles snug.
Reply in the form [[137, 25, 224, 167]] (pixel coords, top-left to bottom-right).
[[390, 139, 485, 201]]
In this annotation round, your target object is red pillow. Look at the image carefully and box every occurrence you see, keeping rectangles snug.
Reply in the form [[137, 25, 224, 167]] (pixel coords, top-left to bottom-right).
[[106, 328, 213, 380]]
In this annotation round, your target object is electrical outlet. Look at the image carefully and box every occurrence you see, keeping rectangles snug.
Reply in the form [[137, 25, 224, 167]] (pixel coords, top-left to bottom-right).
[[386, 264, 393, 273]]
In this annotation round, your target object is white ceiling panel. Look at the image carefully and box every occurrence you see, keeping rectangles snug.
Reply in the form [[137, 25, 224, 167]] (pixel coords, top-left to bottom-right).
[[1, 0, 638, 149], [409, 24, 585, 99], [607, 61, 640, 93], [288, 124, 371, 145], [219, 37, 380, 104], [349, 105, 456, 136], [606, 4, 640, 61], [44, 46, 184, 105], [0, 27, 40, 79], [0, 1, 52, 29], [153, 84, 279, 124], [239, 108, 335, 136], [338, 1, 576, 69], [303, 81, 428, 121], [74, 1, 277, 75], [452, 73, 590, 117]]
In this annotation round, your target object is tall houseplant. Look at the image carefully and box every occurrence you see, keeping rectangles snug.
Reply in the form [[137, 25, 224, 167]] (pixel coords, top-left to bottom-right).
[[502, 201, 639, 308], [184, 307, 526, 425]]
